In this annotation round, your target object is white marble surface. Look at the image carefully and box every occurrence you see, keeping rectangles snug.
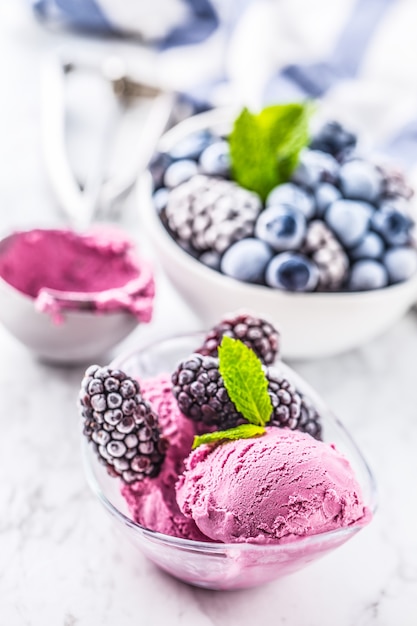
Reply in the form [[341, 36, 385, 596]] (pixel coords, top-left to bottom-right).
[[2, 3, 417, 625]]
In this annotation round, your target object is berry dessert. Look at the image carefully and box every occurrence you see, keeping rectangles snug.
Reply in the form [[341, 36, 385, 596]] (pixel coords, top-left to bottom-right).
[[150, 104, 417, 292], [80, 312, 371, 545]]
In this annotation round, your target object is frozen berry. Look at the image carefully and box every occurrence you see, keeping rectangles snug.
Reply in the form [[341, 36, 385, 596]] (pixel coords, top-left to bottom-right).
[[384, 247, 417, 283], [378, 164, 414, 201], [220, 238, 273, 283], [302, 220, 348, 290], [164, 174, 261, 254], [266, 182, 315, 219], [325, 199, 373, 248], [172, 354, 241, 429], [350, 232, 385, 260], [163, 159, 199, 188], [171, 354, 301, 429], [199, 140, 230, 177], [372, 205, 414, 246], [199, 250, 222, 271], [79, 366, 167, 483], [153, 187, 169, 213], [348, 260, 388, 291], [255, 204, 306, 251], [338, 160, 382, 203], [169, 130, 213, 160], [310, 120, 357, 157], [292, 149, 339, 189], [297, 395, 322, 440], [197, 312, 280, 364], [315, 183, 342, 216], [266, 368, 301, 429], [265, 252, 320, 292], [149, 152, 172, 190]]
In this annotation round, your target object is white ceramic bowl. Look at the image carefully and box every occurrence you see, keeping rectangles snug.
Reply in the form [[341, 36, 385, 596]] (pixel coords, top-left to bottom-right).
[[83, 332, 377, 590], [137, 108, 417, 360]]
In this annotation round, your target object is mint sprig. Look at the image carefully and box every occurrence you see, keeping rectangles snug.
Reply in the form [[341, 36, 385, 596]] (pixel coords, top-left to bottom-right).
[[218, 336, 273, 427], [192, 424, 265, 450], [191, 337, 273, 450], [229, 102, 313, 201]]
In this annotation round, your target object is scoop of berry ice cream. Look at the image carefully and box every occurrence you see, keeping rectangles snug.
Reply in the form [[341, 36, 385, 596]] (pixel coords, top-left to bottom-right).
[[176, 427, 371, 544], [121, 374, 211, 541]]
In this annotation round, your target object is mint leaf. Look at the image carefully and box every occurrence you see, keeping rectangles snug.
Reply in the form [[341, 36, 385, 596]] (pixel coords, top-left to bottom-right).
[[229, 103, 313, 201], [192, 424, 265, 450], [218, 336, 272, 427]]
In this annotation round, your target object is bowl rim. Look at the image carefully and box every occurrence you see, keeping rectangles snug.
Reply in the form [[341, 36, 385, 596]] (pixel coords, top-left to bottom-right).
[[82, 331, 378, 553], [0, 226, 154, 309], [136, 105, 417, 302]]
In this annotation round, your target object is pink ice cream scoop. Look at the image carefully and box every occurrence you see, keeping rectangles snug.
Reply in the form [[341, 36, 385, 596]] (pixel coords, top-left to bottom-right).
[[176, 427, 370, 544], [121, 374, 210, 542]]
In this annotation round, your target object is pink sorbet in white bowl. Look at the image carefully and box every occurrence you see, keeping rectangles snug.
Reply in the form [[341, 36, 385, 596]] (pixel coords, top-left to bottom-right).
[[0, 226, 155, 363]]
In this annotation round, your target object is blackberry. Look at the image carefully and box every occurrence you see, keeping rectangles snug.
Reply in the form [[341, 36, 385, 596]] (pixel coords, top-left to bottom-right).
[[197, 312, 280, 364], [266, 368, 302, 429], [302, 220, 349, 290], [171, 355, 302, 430], [310, 121, 357, 158], [298, 395, 322, 440], [79, 365, 168, 484], [164, 174, 262, 254], [377, 164, 414, 201], [171, 354, 241, 429]]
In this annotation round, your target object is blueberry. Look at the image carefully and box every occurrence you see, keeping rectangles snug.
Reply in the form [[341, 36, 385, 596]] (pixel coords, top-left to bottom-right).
[[199, 140, 230, 177], [265, 252, 319, 292], [169, 130, 213, 160], [153, 187, 169, 213], [199, 250, 222, 271], [149, 152, 173, 190], [325, 199, 373, 248], [348, 260, 388, 291], [255, 204, 306, 252], [220, 238, 273, 283], [372, 205, 413, 246], [163, 159, 199, 188], [266, 183, 315, 219], [315, 183, 342, 216], [338, 160, 382, 203], [350, 232, 385, 260], [292, 150, 339, 189], [310, 120, 357, 157], [384, 247, 417, 283]]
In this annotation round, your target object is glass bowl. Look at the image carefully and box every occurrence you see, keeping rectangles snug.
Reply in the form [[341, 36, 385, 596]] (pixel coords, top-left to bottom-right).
[[82, 332, 377, 590], [136, 108, 417, 360]]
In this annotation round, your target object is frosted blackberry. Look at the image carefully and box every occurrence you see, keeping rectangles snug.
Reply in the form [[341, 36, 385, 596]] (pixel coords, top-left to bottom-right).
[[378, 164, 414, 201], [266, 368, 302, 429], [197, 312, 280, 364], [298, 395, 322, 440], [171, 354, 242, 429], [164, 174, 262, 254], [171, 355, 302, 430], [79, 365, 168, 484], [302, 220, 349, 290]]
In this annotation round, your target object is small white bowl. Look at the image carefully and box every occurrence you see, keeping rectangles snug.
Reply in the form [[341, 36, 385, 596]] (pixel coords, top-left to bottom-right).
[[137, 109, 417, 360], [0, 228, 154, 363]]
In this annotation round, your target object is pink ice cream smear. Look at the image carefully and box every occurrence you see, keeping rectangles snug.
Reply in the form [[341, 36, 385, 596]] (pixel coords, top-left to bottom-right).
[[0, 228, 154, 323], [121, 375, 210, 542], [176, 427, 371, 544]]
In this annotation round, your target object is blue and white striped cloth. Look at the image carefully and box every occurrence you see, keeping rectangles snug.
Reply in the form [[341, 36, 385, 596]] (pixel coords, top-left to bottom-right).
[[30, 0, 417, 173]]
